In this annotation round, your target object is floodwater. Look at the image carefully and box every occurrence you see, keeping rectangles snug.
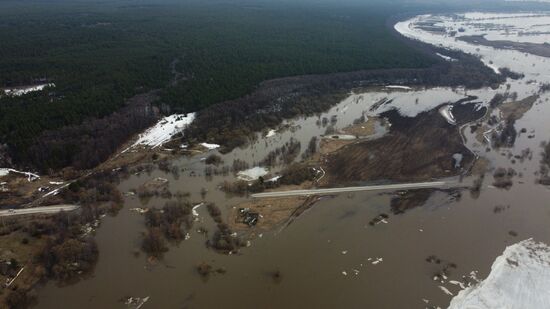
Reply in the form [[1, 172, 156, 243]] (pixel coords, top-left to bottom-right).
[[36, 12, 550, 309]]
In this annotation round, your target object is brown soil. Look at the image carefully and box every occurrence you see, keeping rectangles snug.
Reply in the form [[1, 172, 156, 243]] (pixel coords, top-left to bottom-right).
[[228, 195, 321, 231], [341, 117, 385, 137], [319, 139, 354, 156], [499, 95, 538, 120]]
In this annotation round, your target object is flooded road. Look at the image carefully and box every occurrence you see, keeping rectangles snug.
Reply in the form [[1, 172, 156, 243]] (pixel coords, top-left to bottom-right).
[[36, 12, 550, 309]]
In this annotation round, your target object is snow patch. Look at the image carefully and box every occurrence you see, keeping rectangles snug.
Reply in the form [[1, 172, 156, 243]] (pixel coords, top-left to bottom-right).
[[439, 105, 456, 125], [267, 175, 282, 182], [449, 239, 550, 309], [237, 167, 269, 181], [132, 113, 195, 149], [0, 168, 39, 181], [200, 142, 220, 150], [266, 129, 277, 138]]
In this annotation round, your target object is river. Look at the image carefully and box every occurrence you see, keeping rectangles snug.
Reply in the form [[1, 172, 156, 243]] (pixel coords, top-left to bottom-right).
[[35, 12, 550, 309]]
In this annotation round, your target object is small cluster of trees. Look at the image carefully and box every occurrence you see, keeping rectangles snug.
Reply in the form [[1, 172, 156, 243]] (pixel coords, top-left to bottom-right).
[[205, 203, 246, 254], [539, 142, 550, 185], [492, 167, 516, 189], [492, 117, 517, 148], [24, 211, 99, 284], [36, 237, 98, 281], [302, 137, 318, 160], [231, 159, 249, 173], [260, 137, 301, 166], [59, 171, 124, 216], [141, 200, 193, 258], [205, 154, 223, 166], [141, 201, 193, 257]]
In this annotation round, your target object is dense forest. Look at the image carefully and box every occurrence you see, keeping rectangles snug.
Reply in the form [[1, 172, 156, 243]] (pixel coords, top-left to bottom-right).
[[0, 0, 441, 170], [1, 0, 538, 171]]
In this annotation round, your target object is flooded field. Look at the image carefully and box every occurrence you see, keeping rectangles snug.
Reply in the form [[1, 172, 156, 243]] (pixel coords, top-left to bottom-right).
[[35, 12, 550, 308]]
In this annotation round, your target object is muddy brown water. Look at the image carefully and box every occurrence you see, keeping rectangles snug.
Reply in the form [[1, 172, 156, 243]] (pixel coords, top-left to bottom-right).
[[35, 13, 550, 309]]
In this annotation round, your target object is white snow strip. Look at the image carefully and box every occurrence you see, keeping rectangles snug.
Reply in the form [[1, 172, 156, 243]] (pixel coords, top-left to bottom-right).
[[324, 134, 357, 140], [436, 53, 457, 62], [449, 239, 550, 309], [43, 182, 71, 198], [3, 83, 55, 96], [237, 167, 269, 181], [131, 113, 195, 149], [0, 168, 39, 181], [385, 85, 412, 90], [6, 267, 25, 287], [200, 142, 220, 150], [43, 188, 60, 197], [485, 61, 501, 75]]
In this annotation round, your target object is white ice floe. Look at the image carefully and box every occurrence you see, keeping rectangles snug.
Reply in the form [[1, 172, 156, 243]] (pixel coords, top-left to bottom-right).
[[237, 167, 269, 181], [192, 203, 204, 217], [265, 129, 277, 138], [3, 83, 55, 96], [439, 286, 454, 296], [124, 296, 150, 309], [448, 239, 550, 309], [200, 142, 220, 150], [131, 113, 195, 149], [449, 280, 466, 289], [385, 85, 412, 90], [371, 258, 383, 265]]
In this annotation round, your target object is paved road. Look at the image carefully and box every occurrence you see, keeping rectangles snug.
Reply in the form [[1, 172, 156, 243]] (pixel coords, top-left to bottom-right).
[[0, 204, 80, 217], [251, 181, 449, 198]]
